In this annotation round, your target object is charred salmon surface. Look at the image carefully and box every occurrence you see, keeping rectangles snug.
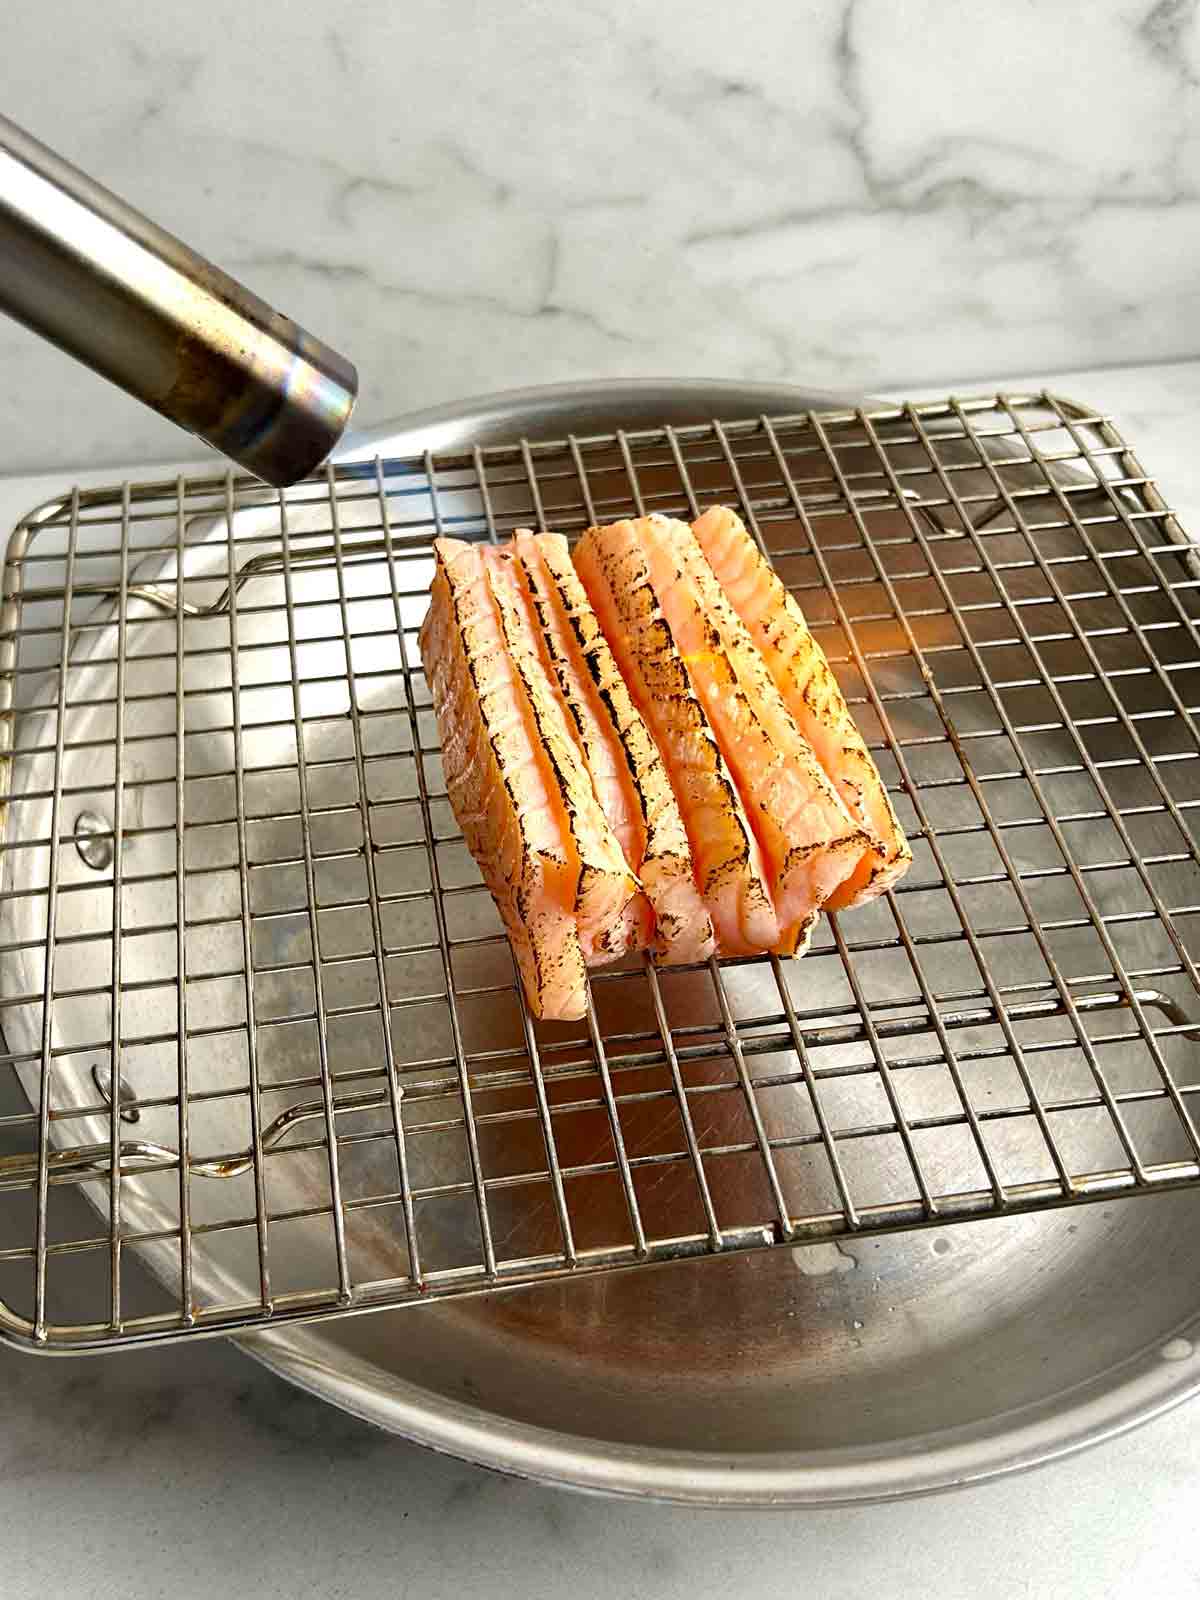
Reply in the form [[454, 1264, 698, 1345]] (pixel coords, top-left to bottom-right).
[[692, 505, 912, 909], [418, 505, 910, 1020]]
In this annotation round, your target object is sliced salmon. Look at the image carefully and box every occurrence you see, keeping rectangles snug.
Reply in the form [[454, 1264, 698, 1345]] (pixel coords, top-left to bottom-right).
[[692, 506, 912, 908], [574, 519, 779, 957], [482, 544, 640, 967], [629, 516, 867, 951], [510, 532, 652, 958], [513, 531, 715, 965], [419, 539, 588, 1020]]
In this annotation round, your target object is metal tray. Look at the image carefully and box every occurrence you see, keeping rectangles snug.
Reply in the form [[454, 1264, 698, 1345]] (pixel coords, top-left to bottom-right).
[[2, 379, 1200, 1504]]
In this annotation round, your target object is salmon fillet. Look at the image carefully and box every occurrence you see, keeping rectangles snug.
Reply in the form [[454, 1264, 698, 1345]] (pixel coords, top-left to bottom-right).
[[482, 544, 640, 967], [513, 531, 715, 965], [692, 506, 912, 908], [574, 518, 779, 957], [419, 539, 588, 1019], [636, 515, 868, 951]]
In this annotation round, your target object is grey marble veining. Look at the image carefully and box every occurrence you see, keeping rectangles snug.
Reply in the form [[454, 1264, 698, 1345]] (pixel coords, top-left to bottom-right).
[[0, 0, 1198, 472]]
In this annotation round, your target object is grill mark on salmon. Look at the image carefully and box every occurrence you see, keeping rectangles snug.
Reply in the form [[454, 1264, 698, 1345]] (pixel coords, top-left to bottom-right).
[[419, 538, 587, 1020], [691, 505, 912, 908], [574, 519, 779, 957], [632, 515, 868, 950], [513, 531, 714, 965], [483, 544, 640, 966], [511, 532, 652, 959]]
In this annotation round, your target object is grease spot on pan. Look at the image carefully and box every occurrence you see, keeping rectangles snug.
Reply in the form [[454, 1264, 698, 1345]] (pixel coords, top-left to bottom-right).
[[791, 1241, 856, 1277]]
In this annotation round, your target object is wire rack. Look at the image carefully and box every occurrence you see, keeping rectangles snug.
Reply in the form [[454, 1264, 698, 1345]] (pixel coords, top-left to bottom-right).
[[1, 391, 1199, 1352]]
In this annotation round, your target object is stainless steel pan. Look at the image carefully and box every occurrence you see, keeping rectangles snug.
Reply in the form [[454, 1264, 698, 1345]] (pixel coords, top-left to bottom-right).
[[248, 384, 1200, 1505], [3, 379, 1198, 1506]]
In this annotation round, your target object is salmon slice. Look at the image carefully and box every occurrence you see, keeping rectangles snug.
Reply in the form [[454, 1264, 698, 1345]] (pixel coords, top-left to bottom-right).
[[574, 519, 779, 956], [419, 539, 588, 1020], [482, 544, 641, 966], [692, 506, 912, 909], [513, 531, 714, 965], [510, 532, 652, 959], [631, 515, 868, 951]]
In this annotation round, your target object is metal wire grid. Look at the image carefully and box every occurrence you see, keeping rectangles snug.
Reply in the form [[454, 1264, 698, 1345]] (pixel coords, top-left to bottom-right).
[[0, 391, 1199, 1351]]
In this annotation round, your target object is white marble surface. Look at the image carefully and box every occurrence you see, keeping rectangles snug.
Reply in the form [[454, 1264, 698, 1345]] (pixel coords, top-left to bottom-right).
[[0, 1334, 1197, 1600], [0, 357, 1199, 1598], [1, 0, 1199, 473]]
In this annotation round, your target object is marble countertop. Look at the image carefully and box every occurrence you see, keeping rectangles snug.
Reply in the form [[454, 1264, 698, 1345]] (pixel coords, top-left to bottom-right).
[[1, 0, 1199, 476], [0, 356, 1198, 1599]]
